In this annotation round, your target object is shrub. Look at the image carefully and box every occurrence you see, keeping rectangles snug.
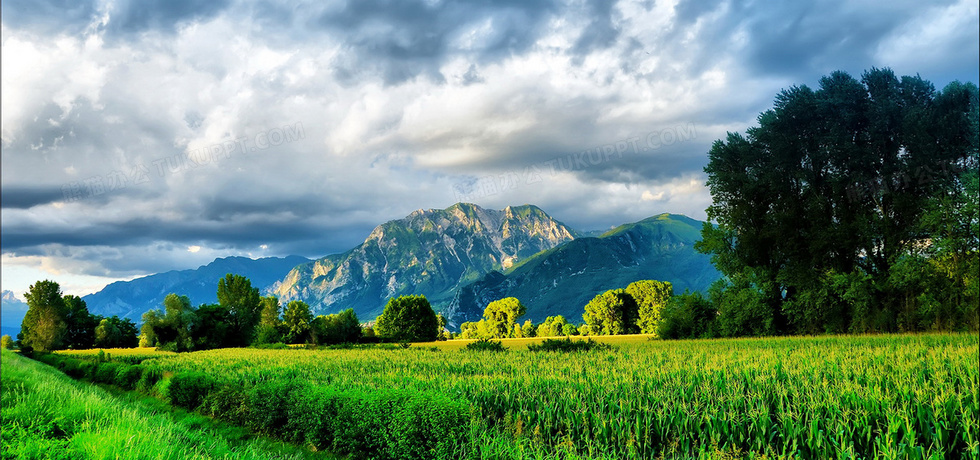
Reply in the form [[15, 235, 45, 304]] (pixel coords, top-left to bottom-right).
[[244, 381, 300, 438], [136, 367, 163, 394], [527, 338, 612, 352], [384, 392, 470, 460], [167, 371, 217, 410], [93, 362, 123, 384], [464, 338, 507, 352], [115, 365, 144, 390]]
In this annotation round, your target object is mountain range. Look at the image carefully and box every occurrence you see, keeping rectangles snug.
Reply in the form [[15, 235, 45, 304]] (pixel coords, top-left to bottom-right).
[[75, 203, 721, 328], [446, 213, 720, 323], [81, 255, 310, 322], [274, 203, 578, 319]]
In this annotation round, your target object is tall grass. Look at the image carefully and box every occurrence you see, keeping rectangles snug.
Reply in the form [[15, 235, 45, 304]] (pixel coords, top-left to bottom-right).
[[0, 349, 331, 459]]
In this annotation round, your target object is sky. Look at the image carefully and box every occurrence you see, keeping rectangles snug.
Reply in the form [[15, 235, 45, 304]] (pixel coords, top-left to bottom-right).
[[2, 0, 978, 299]]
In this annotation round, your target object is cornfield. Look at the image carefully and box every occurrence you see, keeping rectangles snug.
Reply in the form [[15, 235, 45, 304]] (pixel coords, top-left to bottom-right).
[[48, 333, 979, 459]]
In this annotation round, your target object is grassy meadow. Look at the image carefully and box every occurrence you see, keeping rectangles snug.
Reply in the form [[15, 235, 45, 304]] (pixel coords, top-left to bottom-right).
[[7, 333, 979, 459], [0, 348, 336, 460]]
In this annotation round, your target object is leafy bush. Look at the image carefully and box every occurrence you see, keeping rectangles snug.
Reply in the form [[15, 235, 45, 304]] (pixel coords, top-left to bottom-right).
[[167, 372, 217, 409], [464, 338, 507, 352], [114, 364, 143, 390], [93, 362, 123, 384], [136, 367, 163, 394], [527, 338, 612, 352]]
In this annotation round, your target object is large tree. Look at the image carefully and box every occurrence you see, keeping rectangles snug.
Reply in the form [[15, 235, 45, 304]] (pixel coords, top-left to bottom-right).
[[698, 68, 978, 334], [583, 289, 639, 335], [20, 280, 68, 352], [63, 295, 98, 349], [217, 274, 261, 346], [626, 280, 674, 336], [283, 300, 314, 344], [482, 297, 526, 338], [375, 295, 439, 342]]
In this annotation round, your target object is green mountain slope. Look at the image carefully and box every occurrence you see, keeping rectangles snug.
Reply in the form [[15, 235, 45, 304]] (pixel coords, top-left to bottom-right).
[[446, 213, 720, 324], [274, 203, 579, 319]]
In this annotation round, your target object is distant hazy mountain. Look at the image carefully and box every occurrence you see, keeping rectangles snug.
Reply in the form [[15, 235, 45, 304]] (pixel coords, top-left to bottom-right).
[[83, 255, 310, 322], [1, 290, 29, 338], [446, 213, 721, 324], [275, 203, 578, 319]]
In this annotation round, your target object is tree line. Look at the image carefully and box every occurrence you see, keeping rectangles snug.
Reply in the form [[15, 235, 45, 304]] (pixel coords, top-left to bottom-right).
[[459, 280, 674, 339], [12, 280, 138, 352]]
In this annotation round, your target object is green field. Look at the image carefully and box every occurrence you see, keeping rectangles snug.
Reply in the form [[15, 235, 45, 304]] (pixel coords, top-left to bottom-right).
[[0, 348, 336, 459], [11, 333, 980, 459]]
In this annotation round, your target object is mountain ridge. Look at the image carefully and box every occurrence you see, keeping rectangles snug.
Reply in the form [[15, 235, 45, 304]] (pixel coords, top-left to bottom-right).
[[274, 203, 579, 318], [83, 255, 310, 322]]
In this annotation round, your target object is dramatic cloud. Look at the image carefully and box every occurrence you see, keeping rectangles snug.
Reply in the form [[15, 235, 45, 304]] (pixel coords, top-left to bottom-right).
[[2, 0, 978, 296]]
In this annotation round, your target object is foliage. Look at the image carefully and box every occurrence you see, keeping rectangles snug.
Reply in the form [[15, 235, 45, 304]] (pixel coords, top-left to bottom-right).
[[582, 289, 639, 335], [1, 335, 13, 349], [535, 315, 570, 337], [699, 68, 979, 335], [658, 290, 718, 340], [20, 280, 68, 352], [167, 371, 219, 410], [482, 297, 526, 338], [375, 295, 440, 342], [311, 308, 362, 345], [62, 295, 98, 349], [93, 316, 139, 349], [526, 337, 612, 352], [282, 300, 314, 344], [217, 274, 262, 347], [625, 280, 673, 336], [254, 296, 283, 345], [464, 338, 507, 352]]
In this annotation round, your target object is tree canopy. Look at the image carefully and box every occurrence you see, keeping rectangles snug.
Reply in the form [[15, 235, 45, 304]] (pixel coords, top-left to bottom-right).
[[583, 289, 639, 335], [20, 280, 68, 352], [697, 68, 979, 335], [375, 295, 439, 342]]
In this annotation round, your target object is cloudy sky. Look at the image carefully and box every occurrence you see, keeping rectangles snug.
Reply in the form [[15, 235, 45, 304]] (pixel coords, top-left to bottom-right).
[[2, 0, 978, 298]]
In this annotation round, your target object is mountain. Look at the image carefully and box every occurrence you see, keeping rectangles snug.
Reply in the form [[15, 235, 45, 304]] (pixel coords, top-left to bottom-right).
[[83, 255, 310, 322], [1, 290, 29, 338], [274, 203, 578, 319], [446, 213, 721, 324]]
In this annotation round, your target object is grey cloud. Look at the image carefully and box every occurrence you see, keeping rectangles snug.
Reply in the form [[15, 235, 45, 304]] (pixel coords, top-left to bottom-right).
[[0, 187, 65, 209], [105, 0, 233, 36], [0, 0, 99, 36]]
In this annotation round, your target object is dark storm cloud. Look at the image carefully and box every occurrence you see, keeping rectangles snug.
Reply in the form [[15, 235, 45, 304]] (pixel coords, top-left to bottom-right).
[[313, 0, 558, 84], [0, 187, 65, 209]]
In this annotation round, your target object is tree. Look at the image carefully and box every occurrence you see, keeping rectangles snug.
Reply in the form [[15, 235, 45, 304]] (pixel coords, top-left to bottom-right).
[[375, 295, 439, 342], [191, 304, 231, 350], [699, 68, 979, 334], [61, 295, 98, 349], [537, 315, 570, 337], [217, 274, 261, 346], [21, 280, 68, 352], [311, 309, 362, 345], [626, 280, 674, 336], [1, 335, 13, 349], [658, 291, 718, 340], [94, 316, 139, 348], [140, 294, 196, 351], [255, 296, 284, 344], [283, 300, 313, 344], [482, 297, 526, 338], [583, 289, 639, 335]]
